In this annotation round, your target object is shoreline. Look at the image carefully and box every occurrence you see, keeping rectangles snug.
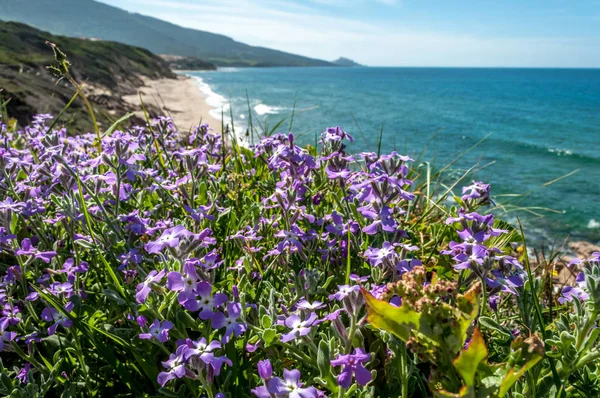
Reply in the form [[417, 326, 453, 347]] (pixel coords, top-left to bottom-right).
[[123, 75, 222, 133]]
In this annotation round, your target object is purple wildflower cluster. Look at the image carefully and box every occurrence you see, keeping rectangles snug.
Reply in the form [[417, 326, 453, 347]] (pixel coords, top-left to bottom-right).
[[157, 337, 231, 386], [0, 113, 592, 396], [559, 251, 600, 303], [252, 359, 318, 398], [443, 208, 526, 295]]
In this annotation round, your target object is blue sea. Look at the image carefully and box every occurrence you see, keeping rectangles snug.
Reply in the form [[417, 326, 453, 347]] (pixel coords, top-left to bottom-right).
[[186, 67, 600, 245]]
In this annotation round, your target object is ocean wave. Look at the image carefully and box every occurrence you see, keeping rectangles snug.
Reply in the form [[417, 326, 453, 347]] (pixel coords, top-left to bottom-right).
[[191, 76, 229, 121], [254, 103, 285, 116], [488, 136, 599, 163], [547, 147, 573, 156]]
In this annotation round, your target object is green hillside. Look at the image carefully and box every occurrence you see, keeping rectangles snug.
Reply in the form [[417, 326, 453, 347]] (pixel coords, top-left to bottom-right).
[[0, 0, 334, 67], [0, 21, 175, 129]]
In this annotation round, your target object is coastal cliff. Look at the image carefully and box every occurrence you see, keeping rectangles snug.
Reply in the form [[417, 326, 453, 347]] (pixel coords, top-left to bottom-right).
[[0, 21, 176, 130]]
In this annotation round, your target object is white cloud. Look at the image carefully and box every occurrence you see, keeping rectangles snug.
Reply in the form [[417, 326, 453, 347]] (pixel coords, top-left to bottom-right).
[[102, 0, 600, 67]]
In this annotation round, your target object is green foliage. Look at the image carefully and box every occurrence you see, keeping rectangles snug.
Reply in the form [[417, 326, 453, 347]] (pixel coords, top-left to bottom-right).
[[363, 272, 481, 392], [435, 329, 544, 398]]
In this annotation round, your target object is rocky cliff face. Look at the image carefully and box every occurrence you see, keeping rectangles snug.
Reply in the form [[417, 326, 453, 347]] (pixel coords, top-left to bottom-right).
[[0, 21, 175, 130]]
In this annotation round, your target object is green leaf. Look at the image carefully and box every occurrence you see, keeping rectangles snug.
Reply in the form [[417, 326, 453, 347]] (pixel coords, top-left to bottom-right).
[[103, 289, 126, 306], [262, 329, 277, 346], [0, 371, 13, 392], [102, 112, 135, 138], [344, 383, 357, 396], [497, 335, 544, 397], [362, 288, 421, 341], [454, 328, 488, 387], [261, 314, 273, 329], [315, 339, 338, 393], [177, 311, 197, 329], [478, 316, 512, 339]]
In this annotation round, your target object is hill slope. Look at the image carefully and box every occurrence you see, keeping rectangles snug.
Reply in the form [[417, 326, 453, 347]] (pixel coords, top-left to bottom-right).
[[0, 0, 333, 67], [333, 57, 362, 67], [0, 21, 175, 129]]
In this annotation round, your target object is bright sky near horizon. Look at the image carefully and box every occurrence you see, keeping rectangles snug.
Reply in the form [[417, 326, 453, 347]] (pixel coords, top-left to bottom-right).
[[98, 0, 600, 67]]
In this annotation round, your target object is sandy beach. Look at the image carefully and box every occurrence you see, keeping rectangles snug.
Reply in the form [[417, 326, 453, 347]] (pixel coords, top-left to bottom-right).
[[123, 75, 221, 133]]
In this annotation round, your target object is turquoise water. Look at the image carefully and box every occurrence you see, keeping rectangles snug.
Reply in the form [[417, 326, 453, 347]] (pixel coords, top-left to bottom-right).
[[186, 67, 600, 244]]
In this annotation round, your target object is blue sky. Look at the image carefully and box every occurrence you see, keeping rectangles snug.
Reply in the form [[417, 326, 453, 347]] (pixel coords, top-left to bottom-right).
[[98, 0, 600, 67]]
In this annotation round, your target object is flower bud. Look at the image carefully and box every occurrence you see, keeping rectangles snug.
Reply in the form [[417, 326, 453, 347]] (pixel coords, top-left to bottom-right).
[[257, 359, 272, 380]]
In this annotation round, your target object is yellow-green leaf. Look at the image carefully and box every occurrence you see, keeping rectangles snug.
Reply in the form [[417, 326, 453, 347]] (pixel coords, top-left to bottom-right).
[[497, 335, 544, 397], [361, 288, 421, 342], [454, 327, 488, 387]]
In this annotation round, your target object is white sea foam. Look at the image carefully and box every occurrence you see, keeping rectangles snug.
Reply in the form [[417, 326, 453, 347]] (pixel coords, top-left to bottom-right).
[[189, 74, 253, 148], [254, 103, 284, 116], [191, 76, 229, 121], [548, 147, 573, 156], [588, 219, 600, 229], [216, 67, 239, 73]]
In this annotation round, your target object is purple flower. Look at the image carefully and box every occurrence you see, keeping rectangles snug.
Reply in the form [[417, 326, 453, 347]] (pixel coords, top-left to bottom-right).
[[212, 302, 246, 343], [445, 210, 506, 242], [183, 337, 231, 377], [167, 268, 200, 308], [280, 313, 317, 343], [364, 242, 398, 267], [331, 348, 372, 388], [184, 204, 215, 221], [485, 269, 525, 295], [185, 281, 228, 321], [136, 315, 147, 327], [258, 359, 273, 380], [329, 285, 360, 301], [246, 340, 260, 352], [58, 258, 88, 282], [451, 245, 488, 270], [559, 272, 589, 304], [0, 197, 25, 213], [251, 385, 271, 397], [48, 282, 74, 297], [568, 252, 600, 268], [40, 302, 74, 335], [370, 151, 412, 177], [1, 303, 21, 327], [135, 269, 166, 303], [359, 205, 398, 235], [274, 225, 309, 254], [17, 363, 31, 384], [199, 250, 224, 269], [118, 249, 142, 270], [16, 238, 56, 263], [0, 323, 17, 351], [461, 181, 493, 207], [182, 337, 221, 362], [321, 126, 354, 144], [267, 369, 318, 398], [489, 295, 500, 311], [22, 332, 42, 347], [144, 225, 195, 254], [139, 319, 173, 343], [296, 299, 326, 311], [0, 227, 16, 244], [396, 258, 422, 275], [157, 345, 195, 386], [207, 355, 232, 377]]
